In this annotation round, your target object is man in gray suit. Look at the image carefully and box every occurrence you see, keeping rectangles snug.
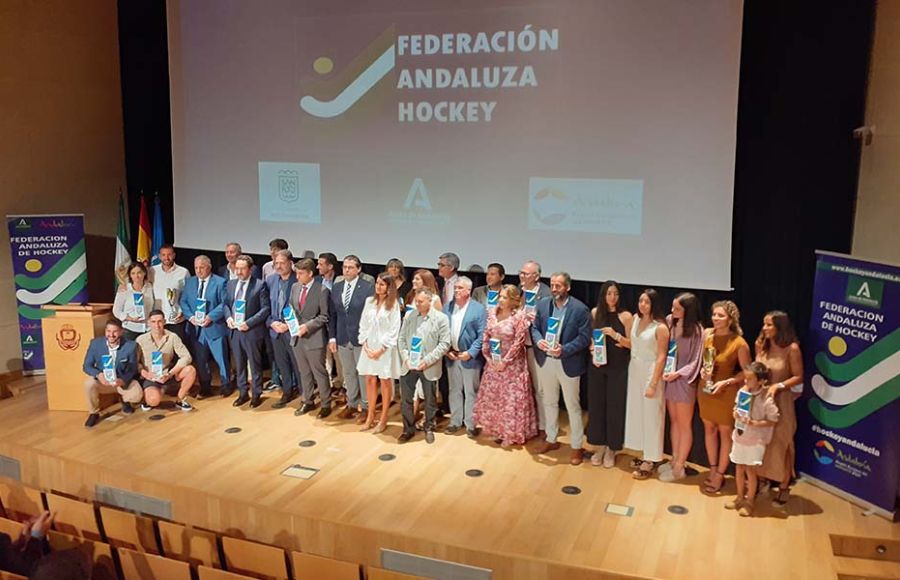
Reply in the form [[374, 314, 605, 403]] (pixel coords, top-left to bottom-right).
[[288, 258, 332, 418], [519, 259, 553, 436], [471, 262, 506, 306], [398, 288, 451, 444]]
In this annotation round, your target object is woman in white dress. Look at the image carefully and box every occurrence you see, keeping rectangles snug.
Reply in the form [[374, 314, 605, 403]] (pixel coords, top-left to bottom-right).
[[113, 262, 155, 341], [621, 289, 670, 479], [357, 272, 402, 433]]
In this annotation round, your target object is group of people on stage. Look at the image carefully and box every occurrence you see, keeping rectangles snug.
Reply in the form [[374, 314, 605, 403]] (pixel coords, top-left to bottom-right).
[[85, 241, 804, 516]]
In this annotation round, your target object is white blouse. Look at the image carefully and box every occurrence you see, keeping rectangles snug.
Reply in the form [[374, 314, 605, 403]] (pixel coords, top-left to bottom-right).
[[358, 297, 401, 351], [113, 282, 155, 334]]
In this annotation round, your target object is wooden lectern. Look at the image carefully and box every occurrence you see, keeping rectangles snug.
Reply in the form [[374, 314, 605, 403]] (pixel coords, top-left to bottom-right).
[[41, 303, 113, 411]]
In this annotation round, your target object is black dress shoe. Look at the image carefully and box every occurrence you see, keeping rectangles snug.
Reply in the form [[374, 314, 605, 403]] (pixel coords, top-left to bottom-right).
[[295, 402, 316, 416], [317, 406, 332, 419], [398, 432, 414, 443], [84, 413, 100, 428], [466, 427, 481, 439], [425, 430, 435, 444], [197, 387, 213, 400], [233, 394, 250, 407], [121, 403, 134, 415], [221, 387, 235, 398], [272, 390, 296, 409], [249, 396, 262, 408]]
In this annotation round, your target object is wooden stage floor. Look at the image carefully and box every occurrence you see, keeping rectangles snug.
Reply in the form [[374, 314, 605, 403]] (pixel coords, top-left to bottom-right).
[[0, 381, 897, 579]]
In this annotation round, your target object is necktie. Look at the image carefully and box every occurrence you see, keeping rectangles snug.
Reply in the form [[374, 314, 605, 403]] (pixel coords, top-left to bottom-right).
[[198, 279, 206, 300], [237, 281, 246, 301], [342, 282, 352, 310], [299, 285, 309, 310]]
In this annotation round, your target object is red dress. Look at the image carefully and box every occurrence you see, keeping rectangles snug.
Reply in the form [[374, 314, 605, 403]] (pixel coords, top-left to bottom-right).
[[474, 309, 537, 445]]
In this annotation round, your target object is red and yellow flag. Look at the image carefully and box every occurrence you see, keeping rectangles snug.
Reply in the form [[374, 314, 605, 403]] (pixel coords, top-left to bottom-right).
[[136, 195, 152, 264]]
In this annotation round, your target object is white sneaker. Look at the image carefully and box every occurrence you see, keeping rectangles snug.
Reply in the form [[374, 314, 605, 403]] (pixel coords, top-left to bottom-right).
[[603, 447, 616, 468], [590, 447, 606, 466]]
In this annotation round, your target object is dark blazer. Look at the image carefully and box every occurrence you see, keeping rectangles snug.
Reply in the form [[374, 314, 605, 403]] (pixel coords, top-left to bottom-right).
[[223, 277, 270, 341], [328, 277, 374, 347], [529, 295, 592, 377], [288, 280, 330, 349], [218, 263, 261, 280], [444, 298, 487, 369], [82, 337, 139, 383], [179, 274, 228, 341]]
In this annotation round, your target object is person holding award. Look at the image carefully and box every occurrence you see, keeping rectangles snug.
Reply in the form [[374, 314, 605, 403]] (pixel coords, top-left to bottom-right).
[[149, 244, 189, 341], [586, 281, 633, 468], [289, 258, 333, 418], [397, 288, 451, 443], [136, 310, 197, 411], [356, 272, 402, 432], [621, 289, 669, 479], [224, 255, 270, 407], [179, 255, 229, 399], [698, 300, 751, 494], [755, 311, 804, 506], [82, 319, 144, 427], [266, 250, 301, 409], [444, 276, 487, 437], [658, 293, 705, 482], [518, 260, 552, 435], [113, 262, 154, 341], [530, 272, 592, 465], [473, 285, 536, 447], [471, 263, 505, 307]]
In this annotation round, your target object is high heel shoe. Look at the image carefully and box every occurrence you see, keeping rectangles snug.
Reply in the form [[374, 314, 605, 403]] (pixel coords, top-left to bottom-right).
[[372, 421, 387, 434], [359, 420, 375, 431]]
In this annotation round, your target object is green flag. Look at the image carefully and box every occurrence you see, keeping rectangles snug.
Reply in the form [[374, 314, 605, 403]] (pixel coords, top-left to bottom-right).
[[115, 192, 132, 288]]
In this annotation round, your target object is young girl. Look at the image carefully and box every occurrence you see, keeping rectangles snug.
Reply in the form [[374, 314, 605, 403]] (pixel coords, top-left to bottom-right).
[[726, 361, 780, 516]]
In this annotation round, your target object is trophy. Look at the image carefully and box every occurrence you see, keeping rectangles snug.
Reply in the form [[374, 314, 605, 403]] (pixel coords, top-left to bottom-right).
[[166, 288, 180, 323], [702, 346, 717, 394]]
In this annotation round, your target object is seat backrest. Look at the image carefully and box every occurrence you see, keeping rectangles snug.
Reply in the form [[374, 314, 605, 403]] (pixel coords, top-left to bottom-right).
[[45, 492, 102, 542], [0, 571, 28, 580], [0, 480, 44, 522], [117, 545, 192, 580], [47, 529, 117, 580], [0, 516, 22, 539], [366, 567, 431, 580], [98, 506, 159, 553], [221, 535, 289, 580], [292, 551, 361, 580], [198, 565, 259, 580], [158, 519, 221, 568]]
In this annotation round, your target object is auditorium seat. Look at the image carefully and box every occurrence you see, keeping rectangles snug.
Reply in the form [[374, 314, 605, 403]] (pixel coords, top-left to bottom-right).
[[98, 505, 160, 554], [117, 545, 192, 580], [158, 519, 221, 568], [221, 535, 290, 580], [0, 479, 44, 522], [0, 516, 21, 538], [366, 567, 431, 580], [198, 564, 259, 580], [0, 571, 27, 580], [45, 492, 103, 541], [48, 529, 117, 580], [291, 551, 361, 580]]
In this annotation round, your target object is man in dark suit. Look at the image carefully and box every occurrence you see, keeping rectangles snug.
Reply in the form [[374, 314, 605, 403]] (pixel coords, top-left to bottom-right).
[[530, 272, 592, 465], [179, 254, 229, 398], [328, 254, 374, 421], [82, 318, 143, 427], [217, 241, 260, 280], [224, 255, 271, 408], [289, 258, 332, 418], [266, 249, 300, 409]]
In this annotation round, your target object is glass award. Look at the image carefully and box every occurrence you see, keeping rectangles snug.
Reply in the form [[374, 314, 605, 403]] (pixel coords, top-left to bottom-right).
[[735, 389, 752, 434], [151, 351, 164, 379], [132, 292, 145, 318], [592, 329, 607, 366], [664, 339, 677, 374], [546, 317, 560, 349], [524, 289, 537, 314], [233, 299, 246, 327], [489, 338, 502, 363], [194, 298, 207, 324], [101, 354, 116, 383], [486, 290, 499, 309], [409, 336, 423, 367], [283, 306, 301, 337]]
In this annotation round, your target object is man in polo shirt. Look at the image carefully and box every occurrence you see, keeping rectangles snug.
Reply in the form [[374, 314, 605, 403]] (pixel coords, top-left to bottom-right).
[[136, 310, 197, 411]]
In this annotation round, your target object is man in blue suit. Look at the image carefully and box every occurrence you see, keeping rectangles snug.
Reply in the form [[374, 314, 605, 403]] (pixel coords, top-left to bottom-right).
[[444, 276, 487, 438], [224, 255, 271, 408], [530, 272, 592, 465], [267, 249, 300, 409], [82, 318, 143, 427], [328, 254, 374, 421], [179, 254, 229, 398]]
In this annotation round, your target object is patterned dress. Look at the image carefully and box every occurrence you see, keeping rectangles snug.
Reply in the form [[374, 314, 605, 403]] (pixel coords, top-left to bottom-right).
[[473, 309, 537, 445]]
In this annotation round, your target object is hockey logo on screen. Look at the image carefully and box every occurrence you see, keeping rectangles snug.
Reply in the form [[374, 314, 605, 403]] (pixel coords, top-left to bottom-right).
[[299, 25, 561, 123]]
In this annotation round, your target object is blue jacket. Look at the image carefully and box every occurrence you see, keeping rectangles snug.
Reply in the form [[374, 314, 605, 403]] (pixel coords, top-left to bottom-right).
[[223, 277, 270, 341], [530, 295, 591, 377], [82, 337, 139, 383], [444, 298, 487, 369], [179, 274, 228, 341], [327, 277, 374, 347]]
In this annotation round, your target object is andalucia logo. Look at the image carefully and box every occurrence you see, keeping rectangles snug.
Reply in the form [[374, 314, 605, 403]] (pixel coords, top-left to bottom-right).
[[809, 326, 900, 429], [846, 275, 883, 309]]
